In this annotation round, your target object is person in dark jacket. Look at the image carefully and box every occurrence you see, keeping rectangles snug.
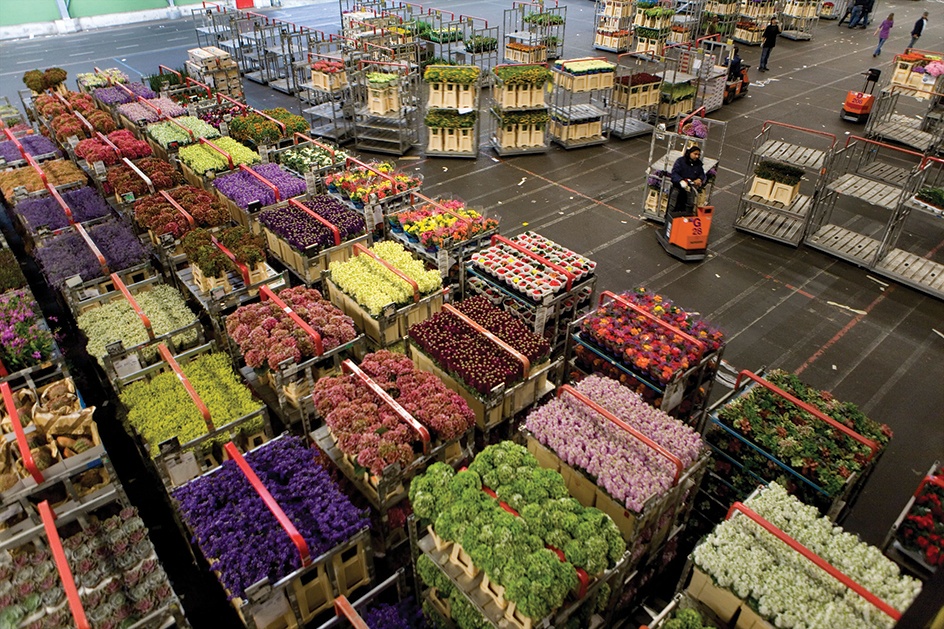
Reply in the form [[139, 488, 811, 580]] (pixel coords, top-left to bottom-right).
[[909, 12, 929, 49], [838, 0, 863, 26], [667, 146, 705, 215], [849, 0, 873, 28], [758, 18, 780, 72]]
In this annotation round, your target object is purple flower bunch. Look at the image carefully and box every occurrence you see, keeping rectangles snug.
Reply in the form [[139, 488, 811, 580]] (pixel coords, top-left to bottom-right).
[[0, 289, 55, 371], [35, 218, 150, 288], [362, 598, 429, 629], [680, 119, 708, 139], [525, 375, 703, 512], [213, 163, 306, 210], [117, 98, 186, 122], [94, 83, 156, 105], [172, 436, 366, 599], [0, 135, 60, 163], [15, 186, 111, 233], [259, 195, 365, 254]]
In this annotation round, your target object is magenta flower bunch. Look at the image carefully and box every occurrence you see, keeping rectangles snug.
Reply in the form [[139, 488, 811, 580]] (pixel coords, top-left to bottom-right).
[[312, 351, 474, 475], [226, 286, 356, 371], [409, 296, 550, 396], [0, 289, 56, 371], [581, 288, 724, 386], [525, 375, 703, 512]]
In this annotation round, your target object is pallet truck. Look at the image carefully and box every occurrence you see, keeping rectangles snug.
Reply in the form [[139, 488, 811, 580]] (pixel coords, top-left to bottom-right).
[[841, 68, 881, 123], [657, 181, 713, 262]]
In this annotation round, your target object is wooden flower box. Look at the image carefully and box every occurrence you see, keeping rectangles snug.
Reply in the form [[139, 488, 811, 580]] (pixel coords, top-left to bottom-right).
[[310, 69, 348, 93], [782, 1, 817, 17], [556, 71, 616, 93], [687, 567, 744, 625], [734, 27, 763, 44], [427, 82, 478, 109], [603, 0, 633, 17], [479, 573, 509, 610], [291, 561, 333, 623], [449, 542, 479, 578], [616, 82, 662, 109], [740, 1, 777, 18], [506, 46, 547, 65], [594, 33, 630, 50], [189, 264, 232, 294], [495, 84, 546, 109], [368, 85, 399, 115], [705, 1, 739, 14]]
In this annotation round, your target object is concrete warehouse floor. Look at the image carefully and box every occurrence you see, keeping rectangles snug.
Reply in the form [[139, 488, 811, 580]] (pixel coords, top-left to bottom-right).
[[0, 1, 942, 626]]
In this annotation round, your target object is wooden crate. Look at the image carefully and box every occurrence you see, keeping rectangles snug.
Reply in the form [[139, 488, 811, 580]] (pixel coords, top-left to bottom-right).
[[686, 567, 744, 626], [603, 0, 633, 18], [658, 97, 694, 119], [636, 37, 666, 55], [191, 264, 233, 294], [556, 71, 615, 94], [495, 84, 545, 109], [331, 535, 371, 597], [291, 562, 333, 623]]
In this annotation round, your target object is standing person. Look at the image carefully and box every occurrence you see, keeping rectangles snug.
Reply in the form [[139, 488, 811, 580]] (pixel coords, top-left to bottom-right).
[[909, 12, 929, 49], [838, 0, 862, 26], [874, 13, 893, 56], [850, 0, 873, 28], [758, 18, 780, 72], [663, 146, 706, 241]]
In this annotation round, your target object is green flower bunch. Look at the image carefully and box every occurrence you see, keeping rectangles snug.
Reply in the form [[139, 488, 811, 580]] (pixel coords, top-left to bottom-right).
[[178, 136, 259, 175], [367, 72, 399, 86], [120, 351, 263, 456], [916, 186, 944, 210], [464, 36, 498, 53], [424, 109, 478, 129], [497, 110, 549, 128], [524, 12, 565, 25], [661, 81, 697, 103], [753, 160, 805, 186]]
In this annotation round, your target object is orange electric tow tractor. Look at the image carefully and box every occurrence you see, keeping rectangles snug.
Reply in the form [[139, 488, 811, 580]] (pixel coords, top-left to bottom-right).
[[657, 204, 713, 262], [841, 68, 881, 123]]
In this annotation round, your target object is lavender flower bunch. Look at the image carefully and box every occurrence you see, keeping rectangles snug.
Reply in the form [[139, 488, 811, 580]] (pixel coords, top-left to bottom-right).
[[173, 437, 366, 599], [213, 163, 306, 210], [0, 135, 60, 163], [361, 598, 429, 629], [525, 375, 703, 513], [117, 97, 186, 123], [35, 218, 150, 287], [94, 83, 156, 105], [259, 195, 365, 254], [15, 186, 111, 233]]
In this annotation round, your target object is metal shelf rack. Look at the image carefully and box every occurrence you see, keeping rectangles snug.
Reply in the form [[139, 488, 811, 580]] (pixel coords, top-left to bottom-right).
[[779, 0, 820, 40], [548, 58, 615, 149], [353, 60, 420, 156], [732, 0, 777, 46], [609, 52, 664, 140], [503, 1, 566, 63], [593, 0, 634, 53]]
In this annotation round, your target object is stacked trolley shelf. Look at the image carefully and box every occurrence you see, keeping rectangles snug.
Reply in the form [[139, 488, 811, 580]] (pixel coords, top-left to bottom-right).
[[354, 61, 420, 156], [549, 58, 615, 149], [488, 63, 552, 156], [593, 0, 634, 53], [423, 65, 481, 158], [865, 83, 944, 154], [734, 122, 836, 246], [805, 136, 944, 299], [297, 44, 359, 145], [503, 1, 566, 63], [642, 109, 725, 223], [698, 369, 888, 529], [733, 0, 777, 46], [609, 52, 664, 139], [881, 461, 941, 580], [779, 0, 819, 40]]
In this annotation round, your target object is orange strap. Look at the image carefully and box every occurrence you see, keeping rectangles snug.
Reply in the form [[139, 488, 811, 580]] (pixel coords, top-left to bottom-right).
[[216, 93, 248, 110], [442, 304, 530, 378], [211, 235, 250, 286], [157, 343, 214, 431], [353, 242, 418, 302], [259, 285, 324, 356], [734, 370, 879, 460], [238, 164, 280, 202], [95, 131, 121, 157], [159, 190, 196, 228], [2, 382, 44, 483], [288, 198, 340, 246], [558, 384, 683, 485], [224, 442, 312, 566], [491, 235, 576, 291], [599, 291, 706, 361], [112, 273, 154, 340], [39, 501, 90, 629], [342, 359, 430, 453], [334, 596, 370, 629], [200, 137, 234, 170]]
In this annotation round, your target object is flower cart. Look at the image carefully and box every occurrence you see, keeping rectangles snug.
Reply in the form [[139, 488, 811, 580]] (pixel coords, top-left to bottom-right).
[[172, 436, 374, 629], [260, 196, 370, 286], [733, 0, 777, 45], [296, 47, 357, 146], [779, 0, 819, 40], [409, 441, 629, 629], [548, 58, 615, 149], [462, 17, 501, 84], [178, 137, 260, 192], [609, 52, 665, 140], [0, 134, 60, 170], [0, 286, 64, 391], [525, 378, 709, 571], [326, 157, 424, 230], [325, 240, 448, 347], [593, 0, 633, 52], [12, 186, 115, 255], [75, 67, 129, 94], [72, 131, 152, 197], [115, 96, 187, 139], [408, 296, 559, 433], [115, 341, 270, 492], [212, 163, 307, 232], [316, 571, 425, 629], [386, 192, 500, 287], [310, 352, 475, 552], [701, 369, 891, 527], [642, 109, 725, 222], [227, 285, 365, 433], [354, 61, 419, 156], [734, 121, 836, 246], [466, 233, 597, 356], [686, 483, 920, 628], [881, 461, 942, 578], [0, 496, 190, 629], [145, 115, 219, 162], [503, 2, 566, 62], [488, 64, 553, 156], [424, 65, 481, 159]]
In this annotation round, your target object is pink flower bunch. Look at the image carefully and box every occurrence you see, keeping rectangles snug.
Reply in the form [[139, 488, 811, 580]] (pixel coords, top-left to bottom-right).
[[312, 351, 474, 475], [226, 287, 356, 371]]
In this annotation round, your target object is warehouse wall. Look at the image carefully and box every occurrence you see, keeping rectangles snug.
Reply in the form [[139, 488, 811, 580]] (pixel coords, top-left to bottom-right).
[[68, 0, 168, 19], [0, 0, 62, 27], [0, 0, 215, 27]]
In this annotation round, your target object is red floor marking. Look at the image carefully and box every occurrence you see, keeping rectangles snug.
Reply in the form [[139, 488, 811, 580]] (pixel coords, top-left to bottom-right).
[[794, 288, 893, 376], [786, 284, 815, 299]]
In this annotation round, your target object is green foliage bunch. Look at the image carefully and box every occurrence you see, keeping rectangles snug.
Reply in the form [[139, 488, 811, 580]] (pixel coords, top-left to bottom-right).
[[424, 109, 477, 129], [493, 64, 553, 87], [753, 160, 805, 186], [916, 186, 944, 210], [665, 608, 713, 629], [0, 250, 27, 293]]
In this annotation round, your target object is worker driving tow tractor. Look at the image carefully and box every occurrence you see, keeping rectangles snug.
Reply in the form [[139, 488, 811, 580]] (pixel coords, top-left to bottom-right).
[[657, 145, 714, 261]]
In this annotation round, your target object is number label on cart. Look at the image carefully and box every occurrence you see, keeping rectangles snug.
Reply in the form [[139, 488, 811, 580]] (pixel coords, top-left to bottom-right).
[[692, 218, 702, 236]]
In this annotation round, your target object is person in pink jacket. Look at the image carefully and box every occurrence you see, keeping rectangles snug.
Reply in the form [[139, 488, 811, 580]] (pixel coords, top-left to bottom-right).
[[873, 13, 893, 57]]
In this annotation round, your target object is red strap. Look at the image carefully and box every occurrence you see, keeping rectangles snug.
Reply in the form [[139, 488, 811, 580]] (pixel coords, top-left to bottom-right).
[[238, 164, 280, 202], [157, 343, 214, 432], [73, 111, 94, 133], [216, 93, 248, 110], [112, 273, 154, 340], [915, 474, 944, 497], [2, 382, 44, 484], [46, 184, 75, 225], [334, 596, 371, 629], [342, 359, 430, 453], [122, 158, 154, 195], [352, 242, 419, 302], [491, 235, 575, 291], [558, 385, 682, 485], [726, 502, 901, 620], [210, 235, 251, 286], [676, 106, 706, 134], [159, 190, 196, 228], [259, 285, 324, 356], [25, 154, 48, 185], [200, 137, 234, 170], [184, 77, 212, 98], [116, 83, 136, 99], [442, 304, 530, 377], [288, 198, 340, 246], [224, 442, 312, 566], [74, 223, 109, 276], [599, 291, 706, 361], [293, 132, 335, 157], [158, 65, 182, 79], [0, 358, 7, 377], [38, 501, 90, 629], [734, 371, 879, 461]]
